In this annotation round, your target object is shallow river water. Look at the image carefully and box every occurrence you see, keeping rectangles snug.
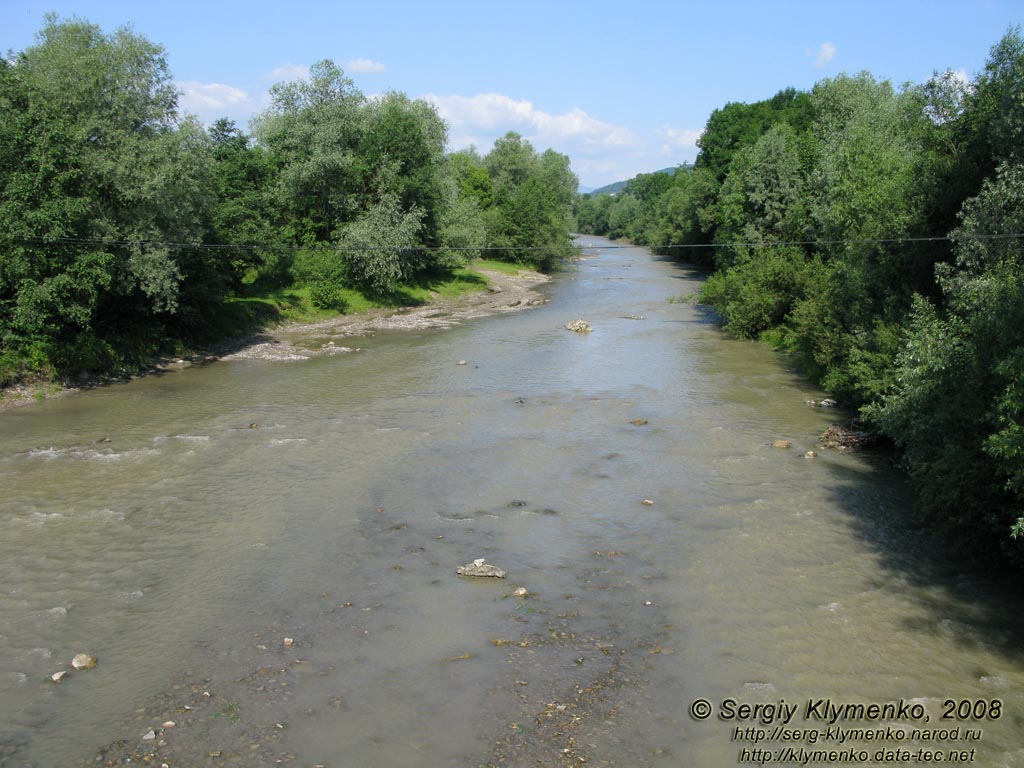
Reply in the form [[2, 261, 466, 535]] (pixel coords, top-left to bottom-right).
[[2, 239, 1023, 768]]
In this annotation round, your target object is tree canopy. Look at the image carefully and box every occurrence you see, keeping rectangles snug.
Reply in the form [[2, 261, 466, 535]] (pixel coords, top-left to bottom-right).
[[0, 16, 579, 384], [577, 27, 1024, 568]]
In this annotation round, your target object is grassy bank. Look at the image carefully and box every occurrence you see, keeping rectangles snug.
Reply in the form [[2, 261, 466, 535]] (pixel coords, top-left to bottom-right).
[[219, 261, 516, 332], [0, 260, 533, 411]]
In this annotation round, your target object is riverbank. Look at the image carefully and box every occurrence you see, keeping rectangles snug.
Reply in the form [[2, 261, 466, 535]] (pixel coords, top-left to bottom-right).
[[0, 264, 550, 414]]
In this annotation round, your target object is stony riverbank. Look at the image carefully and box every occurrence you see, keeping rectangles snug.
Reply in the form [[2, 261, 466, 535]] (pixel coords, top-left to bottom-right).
[[0, 267, 550, 413]]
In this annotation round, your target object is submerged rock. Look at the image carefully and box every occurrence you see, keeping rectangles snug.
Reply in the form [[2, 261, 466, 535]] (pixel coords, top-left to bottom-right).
[[630, 417, 649, 426], [771, 439, 792, 449], [457, 558, 507, 578], [804, 450, 818, 459]]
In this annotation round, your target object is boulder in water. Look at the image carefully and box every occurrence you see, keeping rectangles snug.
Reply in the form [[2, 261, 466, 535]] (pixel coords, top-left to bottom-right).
[[457, 558, 506, 578], [71, 653, 97, 670]]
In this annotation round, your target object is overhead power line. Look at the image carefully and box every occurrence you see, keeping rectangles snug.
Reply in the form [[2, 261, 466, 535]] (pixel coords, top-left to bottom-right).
[[578, 233, 1024, 250], [3, 232, 1024, 253]]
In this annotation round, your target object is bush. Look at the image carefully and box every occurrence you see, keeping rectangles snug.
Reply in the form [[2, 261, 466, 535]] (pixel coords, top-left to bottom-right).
[[308, 280, 348, 312], [698, 247, 812, 338]]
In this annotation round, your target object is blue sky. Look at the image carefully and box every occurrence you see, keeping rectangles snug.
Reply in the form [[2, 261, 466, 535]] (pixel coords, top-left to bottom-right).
[[3, 1, 1021, 189]]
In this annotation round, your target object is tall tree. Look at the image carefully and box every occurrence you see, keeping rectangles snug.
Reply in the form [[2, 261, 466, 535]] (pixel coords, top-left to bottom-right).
[[481, 134, 578, 267], [870, 162, 1024, 563], [0, 15, 213, 377], [250, 60, 365, 244], [206, 118, 284, 288]]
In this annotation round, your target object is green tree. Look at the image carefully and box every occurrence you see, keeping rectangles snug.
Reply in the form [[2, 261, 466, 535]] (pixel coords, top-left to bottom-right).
[[695, 87, 813, 184], [971, 27, 1024, 167], [357, 92, 448, 255], [206, 118, 285, 288], [251, 60, 365, 244], [607, 194, 641, 240], [484, 132, 538, 202], [577, 193, 614, 236], [714, 123, 808, 260], [337, 190, 424, 295], [0, 15, 214, 379], [869, 162, 1024, 563], [620, 170, 678, 244], [784, 74, 937, 402], [481, 134, 578, 267], [445, 148, 493, 209]]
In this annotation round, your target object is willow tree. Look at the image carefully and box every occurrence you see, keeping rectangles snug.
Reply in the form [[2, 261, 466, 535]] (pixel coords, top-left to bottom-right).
[[0, 15, 214, 379]]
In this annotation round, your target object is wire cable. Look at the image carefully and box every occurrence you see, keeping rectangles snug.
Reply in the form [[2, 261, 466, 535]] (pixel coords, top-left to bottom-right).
[[2, 232, 1023, 253]]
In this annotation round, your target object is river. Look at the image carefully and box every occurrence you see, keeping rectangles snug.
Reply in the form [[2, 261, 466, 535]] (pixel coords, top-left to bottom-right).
[[1, 238, 1022, 767]]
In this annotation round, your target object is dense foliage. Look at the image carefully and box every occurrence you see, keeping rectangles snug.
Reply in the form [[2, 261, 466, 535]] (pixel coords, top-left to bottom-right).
[[578, 29, 1024, 567], [0, 16, 577, 385]]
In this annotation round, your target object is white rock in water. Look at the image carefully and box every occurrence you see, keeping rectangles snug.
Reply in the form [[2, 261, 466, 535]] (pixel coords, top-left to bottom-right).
[[457, 558, 507, 578], [511, 586, 530, 598], [565, 319, 592, 333], [71, 653, 97, 670], [283, 637, 294, 647], [142, 729, 156, 741], [49, 670, 71, 683]]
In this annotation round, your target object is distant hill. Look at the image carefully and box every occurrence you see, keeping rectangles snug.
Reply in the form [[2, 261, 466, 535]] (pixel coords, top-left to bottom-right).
[[588, 179, 630, 196], [586, 166, 684, 197]]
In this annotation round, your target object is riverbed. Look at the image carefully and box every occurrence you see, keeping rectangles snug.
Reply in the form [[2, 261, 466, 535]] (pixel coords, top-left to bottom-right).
[[1, 238, 1022, 767]]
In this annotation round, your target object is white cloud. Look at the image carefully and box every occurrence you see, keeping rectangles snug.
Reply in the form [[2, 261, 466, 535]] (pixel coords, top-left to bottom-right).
[[657, 126, 703, 156], [535, 107, 636, 147], [812, 41, 837, 68], [347, 58, 386, 73], [268, 63, 310, 82], [424, 92, 636, 149], [177, 81, 253, 119], [422, 92, 663, 188]]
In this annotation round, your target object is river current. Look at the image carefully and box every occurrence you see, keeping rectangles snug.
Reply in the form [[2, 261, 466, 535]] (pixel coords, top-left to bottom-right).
[[1, 239, 1022, 767]]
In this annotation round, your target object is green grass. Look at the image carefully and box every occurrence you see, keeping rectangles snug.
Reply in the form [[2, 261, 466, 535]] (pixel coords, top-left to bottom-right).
[[223, 263, 502, 334], [471, 258, 532, 276]]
